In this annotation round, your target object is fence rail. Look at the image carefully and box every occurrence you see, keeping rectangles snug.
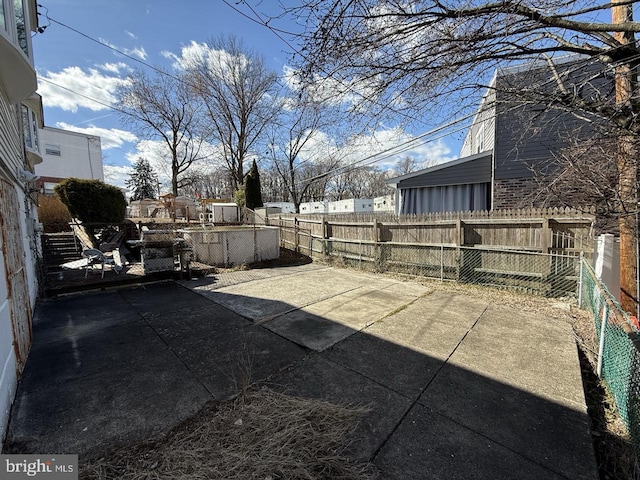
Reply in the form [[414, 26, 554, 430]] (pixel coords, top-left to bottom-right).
[[276, 217, 640, 459], [277, 224, 582, 297], [272, 208, 595, 254]]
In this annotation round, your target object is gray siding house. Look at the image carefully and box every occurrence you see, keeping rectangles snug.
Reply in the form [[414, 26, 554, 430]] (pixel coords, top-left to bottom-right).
[[389, 58, 605, 214]]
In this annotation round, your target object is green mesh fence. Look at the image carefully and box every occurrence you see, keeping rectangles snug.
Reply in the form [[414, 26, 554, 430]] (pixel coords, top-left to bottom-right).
[[579, 259, 640, 455]]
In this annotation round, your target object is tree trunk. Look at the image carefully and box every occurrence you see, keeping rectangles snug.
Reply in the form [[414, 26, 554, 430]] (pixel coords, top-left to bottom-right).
[[172, 160, 179, 197], [613, 0, 638, 316]]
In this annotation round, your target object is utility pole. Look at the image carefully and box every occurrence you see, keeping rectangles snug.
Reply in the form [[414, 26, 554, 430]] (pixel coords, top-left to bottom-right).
[[612, 0, 638, 316]]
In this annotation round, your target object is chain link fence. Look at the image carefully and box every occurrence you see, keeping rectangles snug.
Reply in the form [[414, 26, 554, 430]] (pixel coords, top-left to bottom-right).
[[279, 227, 640, 457], [579, 259, 640, 455], [282, 234, 581, 297]]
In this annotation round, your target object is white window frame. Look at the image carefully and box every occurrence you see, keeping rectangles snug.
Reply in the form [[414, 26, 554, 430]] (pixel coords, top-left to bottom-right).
[[475, 122, 485, 154], [0, 0, 33, 57], [21, 104, 38, 152]]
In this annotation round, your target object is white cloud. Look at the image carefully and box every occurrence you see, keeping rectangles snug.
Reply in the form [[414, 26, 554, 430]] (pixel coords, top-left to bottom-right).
[[281, 64, 376, 110], [124, 46, 147, 61], [125, 137, 223, 187], [103, 164, 132, 189], [337, 128, 454, 171], [37, 66, 128, 112], [161, 41, 209, 71], [162, 41, 249, 76], [99, 37, 147, 60], [55, 122, 138, 150], [97, 62, 131, 74], [125, 30, 137, 40]]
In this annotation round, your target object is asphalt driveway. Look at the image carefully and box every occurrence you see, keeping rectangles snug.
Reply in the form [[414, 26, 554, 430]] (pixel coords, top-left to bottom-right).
[[4, 263, 598, 479]]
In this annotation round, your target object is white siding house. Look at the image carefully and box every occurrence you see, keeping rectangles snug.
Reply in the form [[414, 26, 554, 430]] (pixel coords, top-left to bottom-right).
[[459, 72, 497, 158], [299, 201, 327, 215], [327, 198, 374, 214], [373, 195, 395, 213], [264, 202, 295, 214], [0, 0, 42, 443], [35, 126, 104, 194]]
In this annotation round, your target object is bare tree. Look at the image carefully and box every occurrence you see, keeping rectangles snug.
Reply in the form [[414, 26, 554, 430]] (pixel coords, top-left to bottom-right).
[[526, 133, 628, 229], [266, 92, 343, 212], [278, 0, 640, 314], [186, 36, 279, 192], [119, 69, 207, 196], [327, 165, 391, 199], [180, 166, 235, 200], [259, 163, 289, 202], [394, 156, 421, 176]]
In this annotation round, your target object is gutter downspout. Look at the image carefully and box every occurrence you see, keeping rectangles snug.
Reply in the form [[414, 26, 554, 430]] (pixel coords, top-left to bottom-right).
[[87, 137, 94, 179]]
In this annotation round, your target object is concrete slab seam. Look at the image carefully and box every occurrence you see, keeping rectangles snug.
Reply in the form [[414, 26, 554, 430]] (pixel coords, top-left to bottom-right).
[[370, 304, 489, 463], [185, 265, 332, 292], [320, 347, 416, 403], [420, 406, 578, 480], [253, 285, 367, 326], [47, 279, 174, 299], [116, 289, 216, 398], [373, 290, 436, 325], [178, 283, 258, 324]]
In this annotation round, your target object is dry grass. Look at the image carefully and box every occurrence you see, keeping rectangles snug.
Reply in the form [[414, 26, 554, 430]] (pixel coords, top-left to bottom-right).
[[79, 389, 377, 480]]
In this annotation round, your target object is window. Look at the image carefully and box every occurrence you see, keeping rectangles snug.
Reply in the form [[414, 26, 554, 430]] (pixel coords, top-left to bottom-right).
[[0, 0, 32, 56], [21, 104, 38, 151], [475, 123, 485, 154], [0, 1, 5, 31], [45, 144, 61, 156], [13, 0, 27, 55]]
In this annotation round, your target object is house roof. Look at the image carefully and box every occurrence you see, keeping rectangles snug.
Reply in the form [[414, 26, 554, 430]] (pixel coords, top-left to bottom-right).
[[387, 151, 493, 186], [496, 53, 589, 78]]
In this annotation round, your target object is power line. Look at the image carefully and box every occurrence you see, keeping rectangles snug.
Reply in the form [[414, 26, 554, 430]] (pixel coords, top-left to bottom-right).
[[221, 0, 428, 125], [38, 3, 640, 193], [38, 77, 129, 115], [43, 14, 183, 83]]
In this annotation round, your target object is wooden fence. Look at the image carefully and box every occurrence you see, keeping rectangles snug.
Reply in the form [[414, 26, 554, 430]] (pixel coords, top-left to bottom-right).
[[268, 207, 596, 255]]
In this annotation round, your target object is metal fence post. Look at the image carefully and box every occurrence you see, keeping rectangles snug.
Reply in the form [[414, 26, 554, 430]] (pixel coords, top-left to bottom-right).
[[578, 252, 584, 308], [440, 245, 444, 282], [596, 303, 608, 378]]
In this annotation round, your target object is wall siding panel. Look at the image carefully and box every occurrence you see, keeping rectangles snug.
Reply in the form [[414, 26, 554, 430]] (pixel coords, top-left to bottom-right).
[[0, 94, 22, 177], [493, 60, 606, 181], [398, 154, 492, 188]]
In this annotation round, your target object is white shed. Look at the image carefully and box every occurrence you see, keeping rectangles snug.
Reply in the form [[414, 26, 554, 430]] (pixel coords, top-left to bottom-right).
[[327, 198, 374, 214], [264, 202, 296, 213], [200, 202, 240, 223], [374, 195, 395, 213], [299, 201, 327, 215]]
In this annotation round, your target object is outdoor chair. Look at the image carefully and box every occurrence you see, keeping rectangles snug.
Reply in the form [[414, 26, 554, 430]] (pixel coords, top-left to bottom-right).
[[83, 248, 120, 279]]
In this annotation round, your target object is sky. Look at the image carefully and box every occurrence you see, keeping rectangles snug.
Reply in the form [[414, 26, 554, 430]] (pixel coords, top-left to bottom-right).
[[32, 0, 461, 192]]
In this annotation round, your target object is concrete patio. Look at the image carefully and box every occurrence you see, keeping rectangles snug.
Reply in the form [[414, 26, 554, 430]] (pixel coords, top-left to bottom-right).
[[4, 263, 597, 479]]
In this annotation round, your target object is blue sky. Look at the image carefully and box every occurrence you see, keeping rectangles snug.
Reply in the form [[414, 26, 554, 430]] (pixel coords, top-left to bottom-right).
[[32, 0, 459, 190]]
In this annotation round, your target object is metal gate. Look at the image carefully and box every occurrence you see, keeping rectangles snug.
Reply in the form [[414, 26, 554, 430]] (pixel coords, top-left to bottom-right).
[[0, 178, 32, 375]]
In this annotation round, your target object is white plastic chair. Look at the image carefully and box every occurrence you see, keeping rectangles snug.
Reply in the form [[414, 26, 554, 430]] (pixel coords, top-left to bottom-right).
[[83, 249, 119, 278]]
